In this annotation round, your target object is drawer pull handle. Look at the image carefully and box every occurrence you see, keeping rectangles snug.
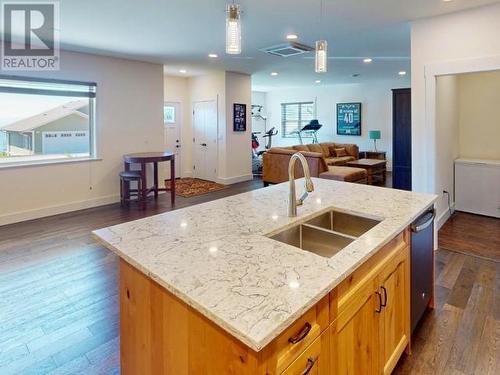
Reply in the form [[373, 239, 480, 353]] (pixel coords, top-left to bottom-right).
[[301, 357, 316, 375], [375, 291, 382, 313], [288, 322, 312, 344], [381, 286, 387, 307]]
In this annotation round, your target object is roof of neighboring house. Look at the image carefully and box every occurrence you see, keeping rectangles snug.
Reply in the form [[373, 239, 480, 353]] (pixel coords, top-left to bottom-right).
[[1, 100, 89, 132]]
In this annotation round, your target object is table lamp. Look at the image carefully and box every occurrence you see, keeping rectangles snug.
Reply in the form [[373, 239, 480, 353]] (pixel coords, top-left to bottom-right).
[[369, 130, 381, 152]]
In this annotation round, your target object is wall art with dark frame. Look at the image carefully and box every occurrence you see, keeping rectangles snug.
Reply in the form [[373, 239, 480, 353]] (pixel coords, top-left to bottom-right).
[[336, 102, 362, 136], [233, 103, 247, 132]]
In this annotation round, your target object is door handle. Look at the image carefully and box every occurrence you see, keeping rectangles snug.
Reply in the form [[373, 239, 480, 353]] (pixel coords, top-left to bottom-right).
[[381, 286, 387, 307], [301, 357, 316, 375], [288, 322, 312, 344], [375, 291, 383, 313]]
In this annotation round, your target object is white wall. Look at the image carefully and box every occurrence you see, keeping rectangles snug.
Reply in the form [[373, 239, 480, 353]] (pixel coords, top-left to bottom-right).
[[458, 70, 500, 160], [224, 72, 252, 182], [263, 79, 409, 169], [0, 50, 164, 225], [251, 91, 267, 135], [435, 75, 459, 225], [411, 3, 500, 194]]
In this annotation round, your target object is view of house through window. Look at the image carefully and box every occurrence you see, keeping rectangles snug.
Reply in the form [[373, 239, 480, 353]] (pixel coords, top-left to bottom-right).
[[280, 101, 315, 137], [0, 77, 96, 165]]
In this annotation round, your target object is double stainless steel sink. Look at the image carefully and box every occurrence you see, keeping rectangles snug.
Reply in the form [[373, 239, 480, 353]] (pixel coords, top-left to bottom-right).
[[270, 210, 381, 258]]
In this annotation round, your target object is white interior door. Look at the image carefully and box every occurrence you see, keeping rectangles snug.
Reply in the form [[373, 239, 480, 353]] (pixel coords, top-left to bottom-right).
[[193, 101, 217, 181], [164, 102, 181, 176]]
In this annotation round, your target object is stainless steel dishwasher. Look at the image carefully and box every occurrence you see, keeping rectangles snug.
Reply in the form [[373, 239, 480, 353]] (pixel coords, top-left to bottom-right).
[[410, 207, 436, 333]]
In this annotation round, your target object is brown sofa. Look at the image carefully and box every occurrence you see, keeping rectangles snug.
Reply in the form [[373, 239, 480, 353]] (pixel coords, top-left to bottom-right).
[[263, 143, 366, 185], [289, 142, 359, 166]]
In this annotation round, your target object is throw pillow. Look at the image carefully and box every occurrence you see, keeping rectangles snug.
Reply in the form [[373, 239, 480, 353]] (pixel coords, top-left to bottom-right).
[[334, 148, 348, 157]]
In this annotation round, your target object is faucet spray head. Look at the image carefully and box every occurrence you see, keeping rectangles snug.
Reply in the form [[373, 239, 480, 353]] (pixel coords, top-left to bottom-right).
[[306, 178, 314, 193]]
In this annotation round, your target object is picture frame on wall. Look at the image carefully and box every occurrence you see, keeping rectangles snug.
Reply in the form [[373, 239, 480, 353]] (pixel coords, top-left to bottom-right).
[[233, 103, 247, 132], [336, 102, 362, 136]]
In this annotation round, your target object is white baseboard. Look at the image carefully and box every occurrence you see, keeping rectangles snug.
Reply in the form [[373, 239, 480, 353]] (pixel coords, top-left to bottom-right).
[[183, 170, 193, 178], [436, 202, 455, 230], [0, 194, 120, 227], [216, 173, 253, 185]]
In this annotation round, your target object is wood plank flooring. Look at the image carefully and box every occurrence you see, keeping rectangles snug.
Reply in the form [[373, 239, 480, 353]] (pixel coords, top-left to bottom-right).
[[0, 178, 263, 375], [394, 248, 500, 374], [1, 176, 498, 374], [439, 211, 500, 262]]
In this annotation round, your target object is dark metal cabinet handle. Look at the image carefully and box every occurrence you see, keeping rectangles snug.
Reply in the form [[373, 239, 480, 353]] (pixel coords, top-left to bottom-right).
[[381, 286, 388, 307], [301, 357, 316, 375], [200, 143, 207, 146], [375, 291, 383, 313], [288, 322, 312, 344]]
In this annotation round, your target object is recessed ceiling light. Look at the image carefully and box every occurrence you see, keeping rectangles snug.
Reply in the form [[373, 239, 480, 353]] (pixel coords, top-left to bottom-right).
[[363, 58, 373, 63], [398, 71, 407, 76], [315, 80, 321, 84], [179, 69, 187, 74], [271, 72, 278, 76], [208, 53, 218, 58], [443, 0, 453, 2], [286, 33, 298, 40]]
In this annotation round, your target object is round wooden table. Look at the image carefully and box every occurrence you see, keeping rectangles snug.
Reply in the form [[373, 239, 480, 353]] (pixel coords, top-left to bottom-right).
[[123, 151, 175, 207]]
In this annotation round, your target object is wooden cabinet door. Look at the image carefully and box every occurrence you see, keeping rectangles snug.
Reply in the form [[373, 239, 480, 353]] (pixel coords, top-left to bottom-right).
[[330, 278, 380, 375], [378, 247, 410, 375]]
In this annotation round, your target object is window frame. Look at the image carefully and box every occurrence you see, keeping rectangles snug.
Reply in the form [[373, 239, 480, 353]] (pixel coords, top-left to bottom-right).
[[280, 101, 315, 138], [0, 75, 98, 169]]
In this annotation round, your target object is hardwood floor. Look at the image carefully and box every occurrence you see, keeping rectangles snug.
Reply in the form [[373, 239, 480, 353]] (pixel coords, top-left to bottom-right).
[[0, 178, 262, 375], [439, 211, 500, 262], [1, 176, 498, 374], [394, 248, 500, 374]]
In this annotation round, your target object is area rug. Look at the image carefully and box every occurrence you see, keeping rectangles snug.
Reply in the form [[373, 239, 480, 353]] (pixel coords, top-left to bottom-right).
[[165, 178, 227, 198]]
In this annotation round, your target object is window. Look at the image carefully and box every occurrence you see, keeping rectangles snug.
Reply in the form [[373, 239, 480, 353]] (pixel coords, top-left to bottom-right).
[[0, 76, 96, 166], [281, 102, 315, 137]]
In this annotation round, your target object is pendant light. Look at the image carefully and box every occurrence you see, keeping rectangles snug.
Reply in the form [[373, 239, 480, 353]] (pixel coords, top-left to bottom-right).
[[226, 3, 241, 55], [315, 0, 327, 73]]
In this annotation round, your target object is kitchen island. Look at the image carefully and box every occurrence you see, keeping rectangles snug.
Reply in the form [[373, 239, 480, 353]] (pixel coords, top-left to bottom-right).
[[93, 178, 436, 374]]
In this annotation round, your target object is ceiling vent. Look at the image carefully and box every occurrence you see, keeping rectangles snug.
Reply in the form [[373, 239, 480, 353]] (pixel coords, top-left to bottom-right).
[[261, 42, 314, 57]]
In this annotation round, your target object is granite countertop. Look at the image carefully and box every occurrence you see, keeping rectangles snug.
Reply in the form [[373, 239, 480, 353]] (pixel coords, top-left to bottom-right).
[[93, 178, 437, 352]]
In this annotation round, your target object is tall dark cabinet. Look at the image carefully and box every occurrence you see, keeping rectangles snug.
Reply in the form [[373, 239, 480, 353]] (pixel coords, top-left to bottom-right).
[[392, 88, 412, 191]]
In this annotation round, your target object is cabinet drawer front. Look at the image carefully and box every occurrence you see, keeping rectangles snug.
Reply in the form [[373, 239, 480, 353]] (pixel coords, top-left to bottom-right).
[[281, 329, 329, 375], [264, 299, 328, 375]]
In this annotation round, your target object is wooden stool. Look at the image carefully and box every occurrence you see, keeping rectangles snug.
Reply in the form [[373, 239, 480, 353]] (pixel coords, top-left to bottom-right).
[[120, 171, 143, 206]]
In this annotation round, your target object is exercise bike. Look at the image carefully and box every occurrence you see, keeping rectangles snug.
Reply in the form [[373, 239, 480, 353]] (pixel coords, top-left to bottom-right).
[[252, 127, 278, 176]]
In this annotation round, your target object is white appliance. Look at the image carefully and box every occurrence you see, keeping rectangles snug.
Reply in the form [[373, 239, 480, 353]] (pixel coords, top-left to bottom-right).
[[455, 158, 500, 218]]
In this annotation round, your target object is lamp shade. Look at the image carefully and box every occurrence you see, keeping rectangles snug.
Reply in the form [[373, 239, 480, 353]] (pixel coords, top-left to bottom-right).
[[369, 130, 381, 140]]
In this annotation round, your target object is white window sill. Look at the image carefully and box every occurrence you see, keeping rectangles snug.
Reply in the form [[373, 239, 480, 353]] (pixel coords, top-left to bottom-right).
[[0, 156, 102, 170]]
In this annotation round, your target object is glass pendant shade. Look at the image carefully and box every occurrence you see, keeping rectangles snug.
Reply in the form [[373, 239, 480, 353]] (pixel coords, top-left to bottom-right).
[[226, 4, 241, 55], [315, 40, 327, 73]]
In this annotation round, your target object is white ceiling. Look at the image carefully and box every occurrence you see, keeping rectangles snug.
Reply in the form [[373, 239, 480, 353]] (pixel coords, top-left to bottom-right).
[[53, 0, 499, 90]]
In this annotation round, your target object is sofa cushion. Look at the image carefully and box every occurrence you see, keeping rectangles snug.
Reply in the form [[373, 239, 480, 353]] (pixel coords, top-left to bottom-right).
[[334, 147, 348, 157], [320, 166, 367, 182], [324, 156, 356, 166], [307, 144, 324, 154], [319, 143, 333, 157], [293, 145, 310, 152]]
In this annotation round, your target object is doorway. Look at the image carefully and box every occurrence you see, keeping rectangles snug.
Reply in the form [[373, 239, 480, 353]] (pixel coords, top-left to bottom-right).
[[164, 102, 181, 175], [193, 100, 218, 181]]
